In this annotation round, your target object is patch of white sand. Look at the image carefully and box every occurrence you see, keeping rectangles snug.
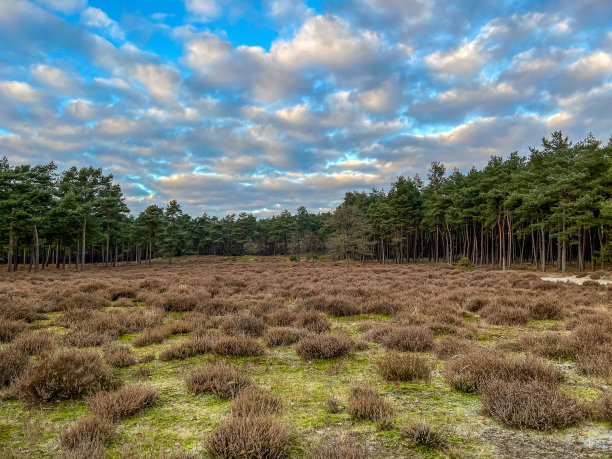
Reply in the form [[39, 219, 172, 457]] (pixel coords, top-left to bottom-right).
[[540, 275, 612, 285]]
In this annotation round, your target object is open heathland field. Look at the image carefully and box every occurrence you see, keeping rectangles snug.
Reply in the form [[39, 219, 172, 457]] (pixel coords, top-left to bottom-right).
[[1, 257, 612, 458]]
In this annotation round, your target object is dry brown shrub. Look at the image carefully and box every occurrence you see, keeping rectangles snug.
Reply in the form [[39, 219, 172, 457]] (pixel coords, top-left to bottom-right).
[[445, 350, 562, 393], [377, 353, 433, 382], [60, 416, 114, 454], [138, 278, 166, 292], [106, 285, 137, 301], [481, 379, 583, 430], [301, 294, 362, 316], [230, 386, 283, 417], [118, 308, 165, 333], [528, 298, 564, 320], [10, 330, 57, 356], [205, 416, 292, 459], [58, 292, 111, 311], [185, 362, 252, 399], [0, 318, 27, 343], [133, 326, 171, 347], [220, 312, 266, 337], [346, 384, 394, 429], [325, 395, 341, 414], [78, 281, 109, 293], [293, 310, 331, 333], [212, 334, 264, 357], [265, 308, 298, 327], [149, 290, 201, 312], [516, 332, 576, 359], [575, 346, 612, 379], [434, 336, 476, 360], [308, 438, 368, 459], [103, 343, 137, 368], [159, 335, 214, 361], [481, 303, 530, 325], [401, 422, 445, 448], [383, 326, 434, 352], [15, 350, 114, 403], [263, 327, 303, 346], [0, 346, 29, 387], [295, 333, 352, 360], [594, 391, 612, 423], [88, 386, 157, 422]]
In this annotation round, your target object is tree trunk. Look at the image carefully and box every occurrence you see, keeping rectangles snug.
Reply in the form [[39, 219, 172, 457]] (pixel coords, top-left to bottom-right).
[[540, 226, 546, 272], [81, 221, 86, 271], [7, 221, 13, 272], [34, 225, 40, 272]]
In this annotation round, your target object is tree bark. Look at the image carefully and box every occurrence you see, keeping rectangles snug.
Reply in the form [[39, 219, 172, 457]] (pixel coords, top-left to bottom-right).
[[81, 221, 86, 271], [34, 225, 39, 272]]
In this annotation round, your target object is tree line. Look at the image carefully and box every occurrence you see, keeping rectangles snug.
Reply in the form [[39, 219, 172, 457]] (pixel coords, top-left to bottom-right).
[[1, 131, 611, 272]]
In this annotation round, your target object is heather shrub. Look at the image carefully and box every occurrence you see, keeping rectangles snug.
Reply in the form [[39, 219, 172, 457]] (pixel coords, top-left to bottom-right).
[[383, 326, 434, 352], [266, 308, 298, 327], [103, 343, 137, 368], [88, 386, 157, 423], [434, 336, 476, 359], [481, 379, 583, 430], [295, 333, 352, 360], [481, 303, 530, 325], [516, 332, 576, 359], [528, 298, 564, 320], [377, 353, 433, 382], [293, 310, 331, 333], [325, 395, 341, 414], [402, 422, 445, 448], [15, 350, 114, 403], [60, 416, 114, 453], [445, 350, 562, 393], [230, 386, 283, 417], [263, 327, 302, 346], [150, 290, 201, 312], [11, 330, 57, 356], [346, 385, 394, 429], [0, 346, 29, 387], [106, 286, 137, 301], [186, 362, 252, 399], [220, 312, 266, 337], [576, 346, 612, 378], [212, 334, 264, 357], [58, 293, 110, 311], [133, 326, 171, 347], [205, 416, 292, 459], [0, 318, 27, 343], [159, 335, 213, 361]]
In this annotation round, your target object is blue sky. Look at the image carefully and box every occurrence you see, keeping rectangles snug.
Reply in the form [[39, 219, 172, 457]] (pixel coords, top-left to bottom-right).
[[1, 0, 611, 216]]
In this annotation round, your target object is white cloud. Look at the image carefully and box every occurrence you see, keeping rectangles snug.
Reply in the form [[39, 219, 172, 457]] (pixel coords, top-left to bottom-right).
[[31, 64, 74, 90], [425, 40, 485, 77], [33, 0, 87, 14], [184, 0, 220, 22], [271, 15, 386, 70], [0, 81, 38, 102], [131, 64, 180, 102], [81, 7, 125, 41], [359, 77, 402, 113], [566, 51, 612, 84], [65, 99, 96, 119]]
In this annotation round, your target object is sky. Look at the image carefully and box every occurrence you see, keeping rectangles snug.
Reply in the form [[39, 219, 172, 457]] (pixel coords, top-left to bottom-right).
[[1, 0, 611, 217]]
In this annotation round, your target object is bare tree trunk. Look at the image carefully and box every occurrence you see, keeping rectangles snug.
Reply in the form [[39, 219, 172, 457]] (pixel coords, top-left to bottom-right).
[[540, 225, 546, 272], [7, 221, 13, 272], [33, 225, 39, 272], [81, 221, 86, 271]]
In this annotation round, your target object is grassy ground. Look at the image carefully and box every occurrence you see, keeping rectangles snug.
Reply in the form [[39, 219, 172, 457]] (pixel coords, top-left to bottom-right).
[[0, 257, 611, 458]]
